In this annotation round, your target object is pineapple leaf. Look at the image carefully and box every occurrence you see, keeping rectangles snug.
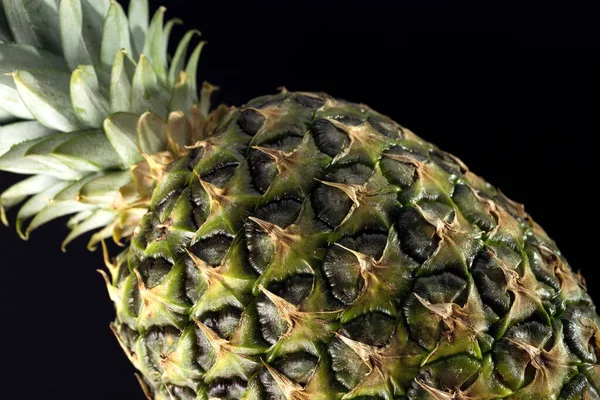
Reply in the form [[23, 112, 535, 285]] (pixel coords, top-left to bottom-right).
[[169, 72, 194, 113], [62, 209, 116, 251], [104, 112, 144, 166], [131, 55, 169, 118], [185, 41, 207, 103], [128, 0, 149, 57], [0, 174, 59, 226], [110, 49, 136, 114], [142, 7, 167, 85], [54, 172, 100, 202], [59, 0, 110, 70], [168, 30, 200, 88], [13, 69, 81, 132], [101, 1, 132, 70], [137, 112, 167, 155], [0, 44, 66, 75], [0, 134, 68, 176], [79, 170, 132, 205], [0, 5, 12, 43], [2, 0, 61, 54], [0, 121, 56, 157], [26, 199, 94, 236], [24, 131, 88, 179], [15, 180, 70, 239], [161, 18, 183, 82], [70, 65, 110, 128], [52, 130, 121, 171], [0, 44, 67, 119]]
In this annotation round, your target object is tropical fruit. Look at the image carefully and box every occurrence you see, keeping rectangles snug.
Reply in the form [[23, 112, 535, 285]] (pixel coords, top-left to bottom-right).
[[1, 1, 599, 400]]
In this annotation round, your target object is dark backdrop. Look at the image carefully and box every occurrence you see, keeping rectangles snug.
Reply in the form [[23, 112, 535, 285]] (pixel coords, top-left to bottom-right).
[[1, 0, 599, 398]]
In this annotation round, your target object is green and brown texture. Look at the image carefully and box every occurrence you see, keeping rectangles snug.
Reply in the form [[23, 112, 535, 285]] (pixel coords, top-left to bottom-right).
[[1, 2, 600, 400]]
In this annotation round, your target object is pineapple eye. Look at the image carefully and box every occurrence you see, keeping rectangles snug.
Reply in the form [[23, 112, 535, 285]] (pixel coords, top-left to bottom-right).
[[200, 163, 239, 188], [311, 118, 350, 157], [270, 352, 319, 385], [295, 94, 326, 109], [367, 115, 403, 139], [200, 306, 243, 340], [323, 232, 388, 304], [341, 313, 396, 346], [190, 234, 233, 266], [238, 109, 266, 136], [205, 378, 248, 400], [397, 206, 441, 262]]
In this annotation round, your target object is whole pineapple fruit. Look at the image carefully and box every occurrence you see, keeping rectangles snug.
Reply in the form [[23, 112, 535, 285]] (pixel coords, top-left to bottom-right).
[[1, 1, 599, 399]]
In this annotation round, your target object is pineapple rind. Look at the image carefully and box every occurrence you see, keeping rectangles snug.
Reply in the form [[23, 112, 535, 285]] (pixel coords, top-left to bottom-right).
[[109, 91, 600, 399]]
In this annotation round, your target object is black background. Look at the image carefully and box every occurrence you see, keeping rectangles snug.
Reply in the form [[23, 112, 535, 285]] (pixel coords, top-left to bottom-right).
[[1, 0, 600, 398]]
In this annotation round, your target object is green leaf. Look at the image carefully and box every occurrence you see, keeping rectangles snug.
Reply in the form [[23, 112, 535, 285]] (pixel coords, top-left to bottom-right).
[[79, 170, 132, 205], [137, 112, 167, 155], [54, 172, 100, 202], [100, 1, 132, 70], [128, 0, 149, 57], [185, 41, 206, 104], [0, 44, 66, 75], [142, 7, 167, 84], [161, 18, 183, 73], [62, 209, 116, 251], [168, 72, 194, 113], [109, 49, 136, 113], [24, 131, 88, 179], [131, 54, 169, 118], [13, 69, 81, 132], [60, 0, 110, 70], [70, 65, 110, 128], [168, 30, 200, 88], [0, 44, 66, 119], [0, 133, 76, 177], [0, 174, 59, 226], [0, 121, 56, 156], [0, 6, 13, 43], [104, 112, 144, 166], [26, 199, 94, 236], [52, 130, 122, 172], [2, 0, 62, 54], [66, 209, 93, 228], [16, 180, 70, 239]]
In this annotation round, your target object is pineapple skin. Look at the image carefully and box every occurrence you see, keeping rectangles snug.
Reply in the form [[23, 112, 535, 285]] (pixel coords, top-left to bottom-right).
[[106, 91, 600, 400]]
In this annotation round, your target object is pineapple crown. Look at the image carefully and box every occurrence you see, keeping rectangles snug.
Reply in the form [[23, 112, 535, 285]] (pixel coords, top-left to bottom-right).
[[0, 0, 225, 250]]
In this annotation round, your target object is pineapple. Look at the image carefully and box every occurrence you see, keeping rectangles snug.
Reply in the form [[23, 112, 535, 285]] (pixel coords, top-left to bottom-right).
[[1, 1, 599, 399]]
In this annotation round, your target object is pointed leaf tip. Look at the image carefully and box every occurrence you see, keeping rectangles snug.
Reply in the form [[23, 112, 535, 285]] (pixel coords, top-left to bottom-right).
[[101, 1, 132, 70], [70, 65, 110, 128]]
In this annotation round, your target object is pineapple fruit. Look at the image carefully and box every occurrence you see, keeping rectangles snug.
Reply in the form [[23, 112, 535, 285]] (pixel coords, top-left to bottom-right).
[[1, 1, 599, 399]]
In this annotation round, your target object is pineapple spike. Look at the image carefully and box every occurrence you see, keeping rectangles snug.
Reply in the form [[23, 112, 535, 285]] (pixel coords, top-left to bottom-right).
[[262, 360, 308, 400], [110, 324, 140, 369], [413, 293, 454, 320], [334, 332, 379, 371], [334, 242, 378, 273], [258, 284, 299, 329], [248, 216, 301, 248], [135, 373, 154, 400], [314, 179, 362, 207]]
